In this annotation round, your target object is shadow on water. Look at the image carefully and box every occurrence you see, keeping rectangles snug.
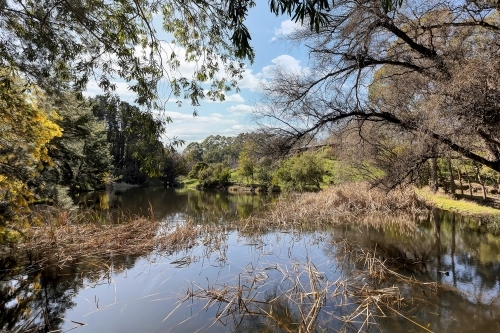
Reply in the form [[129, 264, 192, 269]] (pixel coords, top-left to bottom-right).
[[2, 188, 500, 332]]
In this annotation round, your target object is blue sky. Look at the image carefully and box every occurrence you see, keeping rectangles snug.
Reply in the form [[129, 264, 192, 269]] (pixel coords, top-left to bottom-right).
[[85, 3, 308, 146]]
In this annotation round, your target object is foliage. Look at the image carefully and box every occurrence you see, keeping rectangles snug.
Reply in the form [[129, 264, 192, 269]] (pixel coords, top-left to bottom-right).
[[0, 0, 257, 109], [184, 134, 248, 167], [183, 142, 204, 170], [91, 95, 166, 184], [162, 151, 188, 185], [188, 162, 209, 180], [238, 149, 255, 183], [197, 163, 232, 188], [275, 153, 324, 191], [255, 157, 274, 186], [0, 69, 62, 222], [39, 92, 111, 195], [257, 0, 500, 189]]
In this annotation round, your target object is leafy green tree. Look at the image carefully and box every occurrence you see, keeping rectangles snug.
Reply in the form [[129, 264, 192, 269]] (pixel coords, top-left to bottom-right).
[[183, 142, 204, 170], [188, 162, 209, 179], [38, 93, 111, 195], [162, 150, 188, 185], [0, 69, 62, 223], [0, 0, 257, 108], [275, 153, 324, 191], [91, 95, 165, 184], [238, 150, 255, 183], [197, 163, 231, 188], [255, 157, 274, 186]]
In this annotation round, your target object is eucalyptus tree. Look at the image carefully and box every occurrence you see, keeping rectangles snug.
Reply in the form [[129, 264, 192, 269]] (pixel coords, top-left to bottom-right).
[[0, 0, 257, 108], [91, 95, 165, 183], [0, 0, 408, 110], [255, 0, 500, 188]]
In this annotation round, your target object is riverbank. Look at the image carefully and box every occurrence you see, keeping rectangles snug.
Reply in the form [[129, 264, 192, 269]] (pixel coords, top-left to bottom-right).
[[3, 183, 422, 258], [416, 187, 500, 229], [7, 182, 500, 260], [177, 176, 280, 193]]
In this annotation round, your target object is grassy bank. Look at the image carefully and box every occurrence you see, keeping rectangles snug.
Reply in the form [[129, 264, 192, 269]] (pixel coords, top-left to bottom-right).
[[416, 187, 500, 226], [177, 177, 200, 190]]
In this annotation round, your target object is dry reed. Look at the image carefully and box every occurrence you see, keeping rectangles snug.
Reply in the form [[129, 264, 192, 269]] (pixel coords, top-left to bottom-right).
[[9, 183, 427, 269], [18, 207, 223, 264], [173, 238, 439, 333], [242, 183, 426, 232]]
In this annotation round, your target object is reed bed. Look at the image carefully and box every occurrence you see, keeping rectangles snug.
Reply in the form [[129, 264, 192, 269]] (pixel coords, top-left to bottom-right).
[[241, 183, 426, 233], [5, 183, 427, 272], [19, 207, 224, 263], [15, 183, 425, 263]]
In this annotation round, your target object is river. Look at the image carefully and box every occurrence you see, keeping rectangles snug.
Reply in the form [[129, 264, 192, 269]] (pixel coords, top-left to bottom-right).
[[1, 187, 500, 332]]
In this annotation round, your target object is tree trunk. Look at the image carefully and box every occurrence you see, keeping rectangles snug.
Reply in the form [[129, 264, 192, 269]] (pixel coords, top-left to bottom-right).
[[497, 172, 500, 193], [430, 158, 438, 193], [475, 165, 487, 200], [466, 166, 473, 196], [447, 159, 456, 195], [456, 166, 464, 195]]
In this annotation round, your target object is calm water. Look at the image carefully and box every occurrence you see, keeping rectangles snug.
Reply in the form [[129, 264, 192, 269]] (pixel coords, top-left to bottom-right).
[[1, 187, 500, 332]]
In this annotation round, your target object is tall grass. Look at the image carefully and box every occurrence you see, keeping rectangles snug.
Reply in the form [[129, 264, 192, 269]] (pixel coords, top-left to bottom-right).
[[242, 183, 426, 232]]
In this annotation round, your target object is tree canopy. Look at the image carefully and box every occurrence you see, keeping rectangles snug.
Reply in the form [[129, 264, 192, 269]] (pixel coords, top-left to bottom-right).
[[0, 0, 258, 108], [256, 0, 500, 187], [0, 0, 408, 110]]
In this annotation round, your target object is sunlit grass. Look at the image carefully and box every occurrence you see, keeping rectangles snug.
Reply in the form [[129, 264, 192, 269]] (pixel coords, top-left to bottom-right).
[[177, 176, 200, 189], [416, 188, 500, 217]]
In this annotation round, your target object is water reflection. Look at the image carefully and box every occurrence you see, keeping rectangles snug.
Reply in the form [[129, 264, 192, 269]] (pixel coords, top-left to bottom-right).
[[75, 187, 274, 223], [2, 189, 500, 332]]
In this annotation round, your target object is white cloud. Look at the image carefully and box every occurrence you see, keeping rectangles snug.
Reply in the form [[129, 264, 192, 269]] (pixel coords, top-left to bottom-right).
[[227, 104, 253, 115], [236, 54, 307, 91], [270, 20, 303, 42], [261, 54, 304, 76], [222, 124, 255, 134], [164, 110, 237, 134], [238, 68, 262, 91], [224, 93, 245, 103], [161, 110, 250, 147]]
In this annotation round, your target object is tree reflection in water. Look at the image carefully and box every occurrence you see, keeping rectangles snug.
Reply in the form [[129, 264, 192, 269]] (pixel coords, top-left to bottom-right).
[[1, 188, 500, 332]]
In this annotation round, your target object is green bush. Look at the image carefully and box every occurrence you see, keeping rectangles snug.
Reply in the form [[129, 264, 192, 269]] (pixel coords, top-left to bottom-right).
[[275, 153, 325, 191], [188, 162, 209, 179]]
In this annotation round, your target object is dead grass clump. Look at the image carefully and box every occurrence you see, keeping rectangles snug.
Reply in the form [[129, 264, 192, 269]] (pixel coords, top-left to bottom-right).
[[242, 183, 426, 231], [20, 207, 221, 261]]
